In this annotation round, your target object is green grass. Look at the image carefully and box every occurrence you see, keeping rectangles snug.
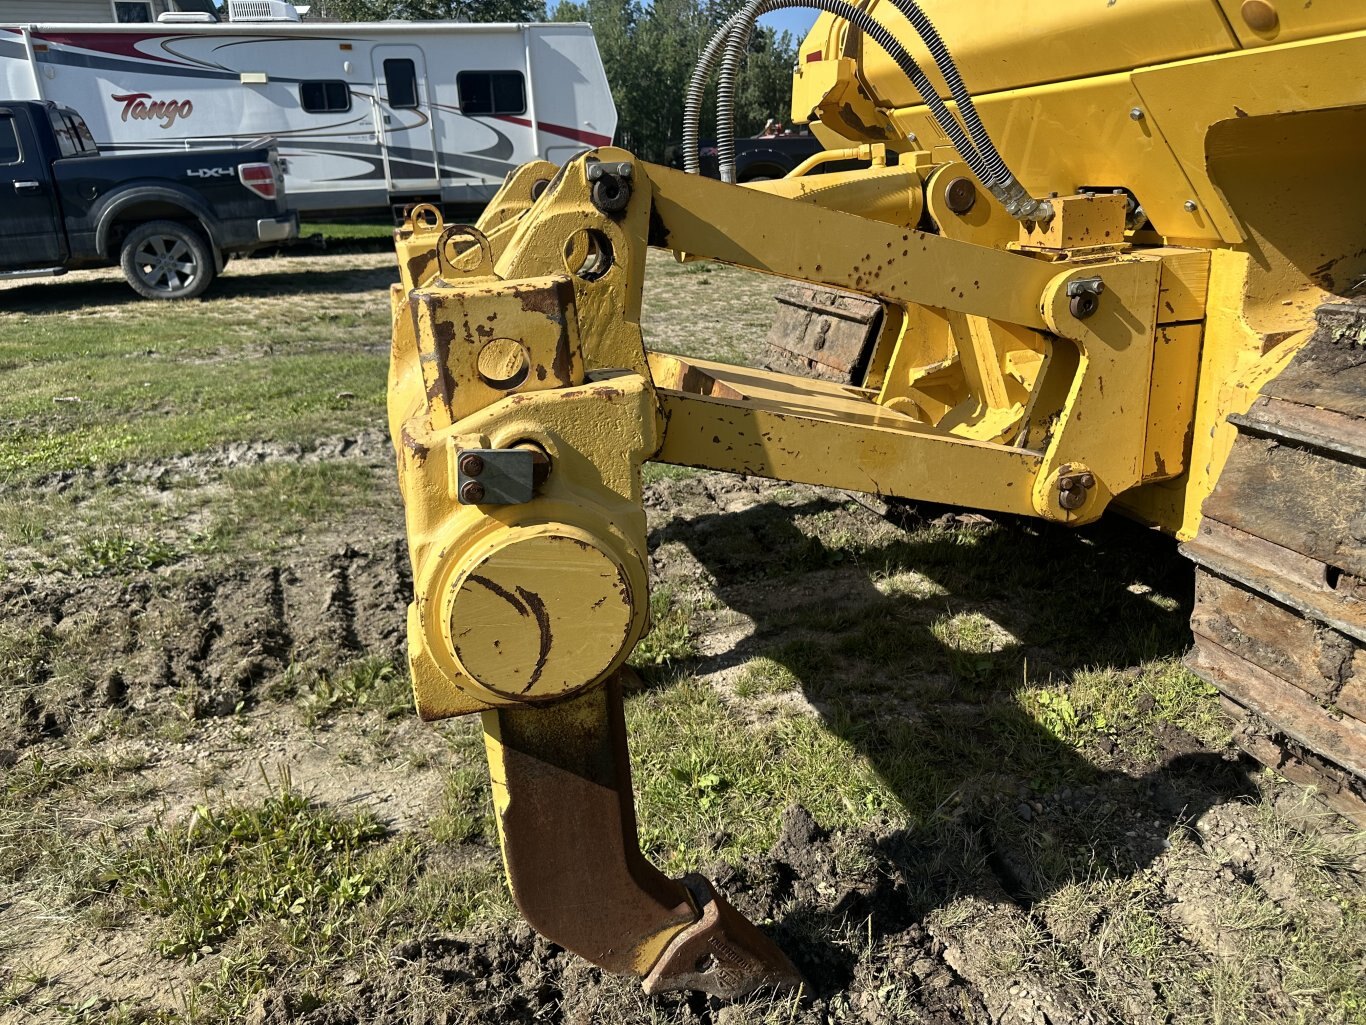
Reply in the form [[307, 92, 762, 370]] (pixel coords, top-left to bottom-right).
[[113, 773, 387, 958], [295, 655, 412, 725], [301, 221, 396, 242], [629, 676, 898, 874], [0, 268, 393, 484], [629, 585, 697, 669]]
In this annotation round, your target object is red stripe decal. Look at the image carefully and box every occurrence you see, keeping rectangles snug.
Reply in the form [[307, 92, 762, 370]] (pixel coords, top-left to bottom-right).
[[33, 31, 179, 64], [496, 115, 611, 148], [805, 50, 823, 63]]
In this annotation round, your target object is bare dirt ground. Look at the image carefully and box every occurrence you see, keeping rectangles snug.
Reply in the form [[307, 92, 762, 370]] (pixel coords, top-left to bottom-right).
[[1, 250, 1363, 1025]]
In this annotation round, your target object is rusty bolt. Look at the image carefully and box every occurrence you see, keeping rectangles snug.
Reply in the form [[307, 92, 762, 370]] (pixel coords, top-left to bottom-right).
[[1079, 473, 1095, 489], [1058, 476, 1075, 491], [459, 453, 485, 477], [459, 480, 486, 504], [944, 176, 977, 214]]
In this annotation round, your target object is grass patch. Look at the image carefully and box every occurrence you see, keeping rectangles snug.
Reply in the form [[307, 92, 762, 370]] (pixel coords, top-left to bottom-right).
[[0, 257, 394, 485], [629, 676, 899, 873], [113, 774, 387, 958], [641, 252, 782, 366], [629, 585, 696, 669], [295, 655, 411, 725], [641, 461, 699, 485], [301, 221, 395, 242], [733, 657, 801, 698]]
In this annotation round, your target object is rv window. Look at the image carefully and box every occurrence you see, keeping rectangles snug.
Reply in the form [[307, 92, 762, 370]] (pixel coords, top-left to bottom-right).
[[300, 81, 351, 115], [0, 117, 20, 166], [383, 58, 419, 110], [113, 1, 153, 22], [457, 71, 526, 117]]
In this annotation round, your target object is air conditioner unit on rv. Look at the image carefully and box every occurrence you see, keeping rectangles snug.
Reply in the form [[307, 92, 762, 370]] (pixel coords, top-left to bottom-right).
[[227, 0, 305, 21]]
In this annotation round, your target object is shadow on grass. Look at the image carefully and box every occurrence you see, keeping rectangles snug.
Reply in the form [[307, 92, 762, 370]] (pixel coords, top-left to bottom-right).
[[649, 496, 1257, 993], [0, 259, 398, 315]]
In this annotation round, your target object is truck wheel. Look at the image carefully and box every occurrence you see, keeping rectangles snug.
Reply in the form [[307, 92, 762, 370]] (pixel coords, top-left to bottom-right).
[[119, 221, 216, 300]]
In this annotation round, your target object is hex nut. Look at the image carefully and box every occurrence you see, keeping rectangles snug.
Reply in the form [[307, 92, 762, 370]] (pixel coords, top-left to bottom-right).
[[459, 480, 486, 504], [459, 453, 486, 477]]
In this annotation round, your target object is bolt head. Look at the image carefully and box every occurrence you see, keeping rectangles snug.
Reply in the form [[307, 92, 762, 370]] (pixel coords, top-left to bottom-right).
[[459, 453, 485, 477], [459, 480, 486, 504], [1129, 107, 1145, 121], [1184, 200, 1198, 212], [944, 176, 977, 214], [1058, 476, 1075, 491], [1079, 473, 1095, 489]]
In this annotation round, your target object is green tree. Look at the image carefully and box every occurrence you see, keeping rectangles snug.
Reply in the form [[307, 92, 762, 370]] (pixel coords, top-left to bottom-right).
[[552, 0, 796, 162], [319, 0, 544, 21]]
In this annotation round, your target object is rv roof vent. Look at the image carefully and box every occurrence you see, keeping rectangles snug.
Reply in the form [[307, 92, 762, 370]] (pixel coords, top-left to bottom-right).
[[227, 0, 303, 21], [158, 11, 218, 21]]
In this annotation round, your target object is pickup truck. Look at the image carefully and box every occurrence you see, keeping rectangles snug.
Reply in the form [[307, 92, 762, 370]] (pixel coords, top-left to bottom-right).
[[668, 130, 826, 182], [0, 100, 296, 300]]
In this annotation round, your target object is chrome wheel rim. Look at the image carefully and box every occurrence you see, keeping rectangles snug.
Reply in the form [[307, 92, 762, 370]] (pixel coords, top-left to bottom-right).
[[133, 235, 198, 293]]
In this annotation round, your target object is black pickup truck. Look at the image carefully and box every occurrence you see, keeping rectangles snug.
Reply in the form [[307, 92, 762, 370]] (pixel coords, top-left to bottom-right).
[[0, 100, 296, 300], [668, 130, 826, 182]]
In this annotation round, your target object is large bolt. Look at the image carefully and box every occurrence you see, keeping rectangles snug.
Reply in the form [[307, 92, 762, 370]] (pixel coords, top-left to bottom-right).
[[1241, 0, 1278, 32], [944, 176, 977, 214], [1057, 472, 1095, 511], [459, 453, 485, 477], [460, 480, 486, 504]]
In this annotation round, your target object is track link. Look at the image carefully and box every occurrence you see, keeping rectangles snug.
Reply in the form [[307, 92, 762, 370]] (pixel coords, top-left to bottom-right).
[[1183, 299, 1366, 825]]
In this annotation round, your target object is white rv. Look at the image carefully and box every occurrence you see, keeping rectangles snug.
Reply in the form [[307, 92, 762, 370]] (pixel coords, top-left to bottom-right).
[[0, 3, 617, 215]]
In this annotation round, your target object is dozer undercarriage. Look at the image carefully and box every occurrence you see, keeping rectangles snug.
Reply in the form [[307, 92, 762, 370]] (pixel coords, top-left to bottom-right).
[[384, 0, 1366, 999]]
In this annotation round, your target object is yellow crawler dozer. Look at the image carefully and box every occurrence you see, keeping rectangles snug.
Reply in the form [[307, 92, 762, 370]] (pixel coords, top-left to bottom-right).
[[384, 0, 1366, 998]]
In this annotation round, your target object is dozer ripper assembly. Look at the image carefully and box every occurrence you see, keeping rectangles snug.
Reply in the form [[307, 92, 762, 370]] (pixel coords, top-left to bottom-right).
[[386, 0, 1366, 999]]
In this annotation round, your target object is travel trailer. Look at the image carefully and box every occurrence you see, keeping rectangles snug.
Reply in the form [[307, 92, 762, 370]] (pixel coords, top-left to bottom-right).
[[0, 2, 618, 215]]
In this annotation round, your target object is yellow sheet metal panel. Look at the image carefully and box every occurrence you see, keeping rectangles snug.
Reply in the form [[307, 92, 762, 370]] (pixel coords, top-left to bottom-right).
[[1167, 250, 1311, 541], [819, 0, 1235, 108], [1215, 0, 1366, 48], [1152, 249, 1211, 324], [1132, 31, 1366, 243], [1142, 324, 1204, 484], [883, 76, 1214, 243]]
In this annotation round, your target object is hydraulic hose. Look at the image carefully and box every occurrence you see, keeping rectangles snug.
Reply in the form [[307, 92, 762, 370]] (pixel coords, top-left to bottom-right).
[[688, 0, 984, 189], [687, 0, 1051, 221]]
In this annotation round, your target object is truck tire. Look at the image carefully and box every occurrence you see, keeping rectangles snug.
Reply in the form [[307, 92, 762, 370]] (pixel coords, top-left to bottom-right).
[[119, 220, 216, 300]]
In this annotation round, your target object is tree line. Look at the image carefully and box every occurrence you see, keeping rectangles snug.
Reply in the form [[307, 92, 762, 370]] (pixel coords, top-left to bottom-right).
[[317, 0, 799, 162]]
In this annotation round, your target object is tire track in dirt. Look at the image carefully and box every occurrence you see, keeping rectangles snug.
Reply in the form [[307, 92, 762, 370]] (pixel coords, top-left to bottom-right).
[[1, 538, 411, 747]]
